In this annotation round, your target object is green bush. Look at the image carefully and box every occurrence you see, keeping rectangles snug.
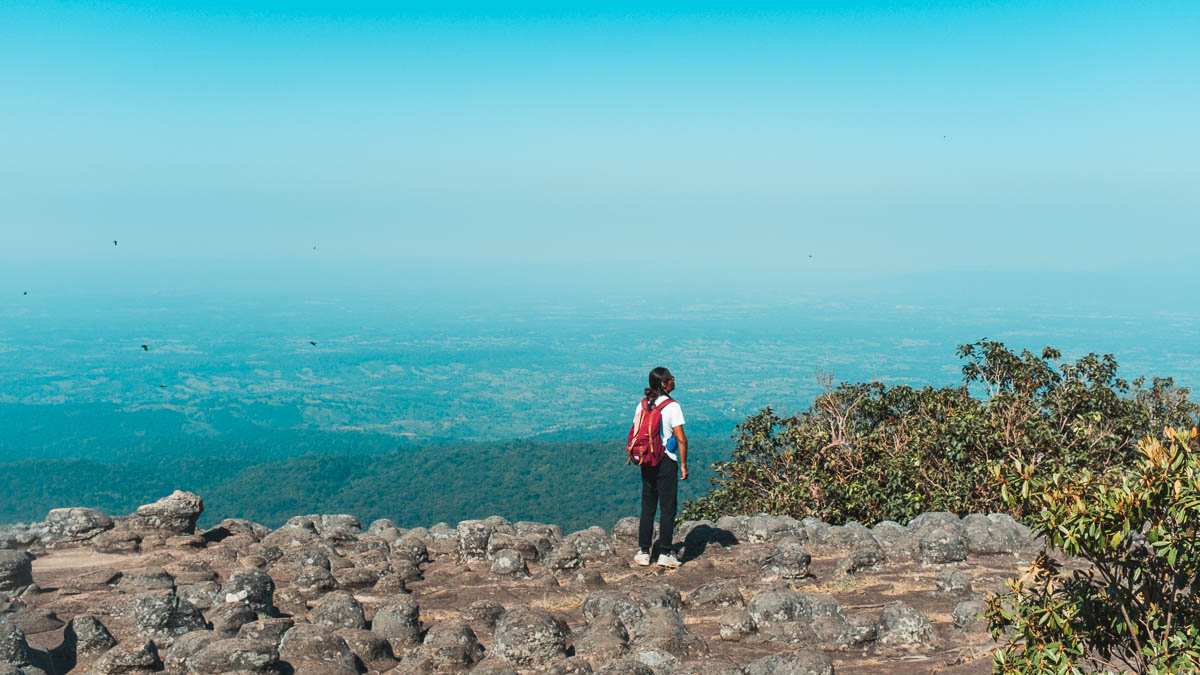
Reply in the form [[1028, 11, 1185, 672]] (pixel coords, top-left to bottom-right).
[[988, 428, 1200, 673], [682, 340, 1198, 524]]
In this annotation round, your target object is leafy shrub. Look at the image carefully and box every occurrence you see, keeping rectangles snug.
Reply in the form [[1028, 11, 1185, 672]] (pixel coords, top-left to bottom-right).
[[988, 428, 1200, 673], [682, 340, 1198, 524]]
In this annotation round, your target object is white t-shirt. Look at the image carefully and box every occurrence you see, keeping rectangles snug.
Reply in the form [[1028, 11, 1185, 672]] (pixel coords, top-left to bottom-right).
[[631, 396, 686, 462]]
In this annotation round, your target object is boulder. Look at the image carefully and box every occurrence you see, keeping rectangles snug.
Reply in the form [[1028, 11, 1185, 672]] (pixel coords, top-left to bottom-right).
[[718, 609, 756, 641], [55, 615, 117, 666], [371, 595, 422, 648], [624, 580, 681, 613], [221, 568, 277, 615], [42, 508, 113, 546], [918, 526, 968, 564], [131, 590, 208, 645], [90, 528, 143, 554], [542, 543, 583, 576], [125, 490, 204, 535], [493, 607, 569, 667], [876, 604, 935, 647], [953, 597, 989, 633], [746, 588, 809, 627], [187, 638, 280, 674], [594, 660, 654, 675], [935, 569, 973, 595], [572, 614, 628, 663], [88, 639, 162, 675], [237, 618, 296, 648], [0, 552, 33, 599], [292, 566, 338, 599], [490, 549, 529, 577], [629, 606, 708, 659], [391, 536, 429, 564], [118, 567, 176, 593], [334, 628, 396, 672], [582, 591, 643, 634], [278, 624, 361, 673], [567, 528, 616, 563], [178, 582, 222, 611], [456, 520, 495, 562], [744, 649, 834, 675], [757, 539, 811, 581], [421, 619, 484, 663], [208, 602, 259, 636], [462, 601, 506, 634], [2, 608, 64, 635], [310, 591, 367, 630], [630, 647, 680, 674], [0, 625, 38, 670]]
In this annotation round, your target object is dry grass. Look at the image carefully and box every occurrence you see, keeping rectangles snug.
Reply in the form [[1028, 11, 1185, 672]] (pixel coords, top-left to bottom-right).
[[533, 591, 588, 612]]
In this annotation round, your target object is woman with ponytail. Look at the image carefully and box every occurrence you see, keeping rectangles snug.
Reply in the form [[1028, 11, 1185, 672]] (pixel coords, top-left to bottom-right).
[[633, 366, 688, 568]]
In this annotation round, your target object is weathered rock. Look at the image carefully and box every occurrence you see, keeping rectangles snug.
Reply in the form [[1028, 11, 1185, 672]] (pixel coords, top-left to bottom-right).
[[953, 597, 989, 633], [332, 567, 379, 590], [462, 601, 506, 634], [542, 543, 583, 576], [572, 615, 628, 664], [334, 628, 396, 672], [630, 647, 680, 674], [132, 590, 208, 645], [392, 536, 429, 565], [59, 568, 121, 595], [88, 639, 162, 675], [56, 615, 117, 665], [90, 528, 143, 554], [42, 508, 114, 546], [625, 580, 681, 613], [164, 630, 224, 672], [292, 566, 338, 599], [582, 591, 643, 634], [935, 568, 973, 595], [629, 606, 708, 659], [278, 624, 361, 673], [493, 607, 569, 667], [165, 558, 217, 585], [485, 533, 539, 562], [237, 618, 295, 648], [187, 638, 280, 674], [457, 520, 495, 562], [876, 604, 935, 647], [2, 608, 64, 635], [746, 588, 808, 627], [757, 539, 811, 581], [178, 581, 222, 611], [0, 625, 37, 669], [208, 602, 259, 636], [0, 552, 34, 599], [222, 567, 277, 615], [310, 591, 367, 630], [567, 528, 616, 563], [918, 526, 969, 564], [118, 567, 176, 594], [372, 595, 422, 648], [569, 568, 607, 589], [490, 549, 529, 577], [718, 608, 756, 641], [422, 619, 484, 664], [744, 649, 834, 675], [125, 490, 204, 535], [594, 659, 654, 675], [472, 655, 521, 674]]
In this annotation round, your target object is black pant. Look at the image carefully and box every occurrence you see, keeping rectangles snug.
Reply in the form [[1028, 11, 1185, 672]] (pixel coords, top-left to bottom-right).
[[639, 456, 678, 555]]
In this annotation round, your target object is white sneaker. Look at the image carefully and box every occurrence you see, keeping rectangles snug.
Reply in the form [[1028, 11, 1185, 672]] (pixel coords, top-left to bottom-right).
[[633, 551, 652, 566], [656, 553, 681, 568]]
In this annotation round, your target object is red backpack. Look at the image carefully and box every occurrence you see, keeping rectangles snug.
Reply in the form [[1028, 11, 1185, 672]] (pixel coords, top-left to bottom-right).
[[626, 397, 673, 467]]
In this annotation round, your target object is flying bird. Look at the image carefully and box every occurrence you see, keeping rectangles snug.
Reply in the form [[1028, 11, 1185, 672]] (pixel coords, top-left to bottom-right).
[[159, 384, 167, 388], [141, 344, 148, 351], [113, 240, 118, 246], [309, 341, 317, 346], [23, 291, 27, 296]]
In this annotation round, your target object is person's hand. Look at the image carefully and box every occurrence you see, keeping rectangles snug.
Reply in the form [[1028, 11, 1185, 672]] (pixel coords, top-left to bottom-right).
[[680, 466, 689, 481]]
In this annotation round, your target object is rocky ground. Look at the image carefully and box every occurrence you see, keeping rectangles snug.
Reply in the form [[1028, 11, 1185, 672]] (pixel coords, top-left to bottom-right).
[[0, 491, 1041, 674]]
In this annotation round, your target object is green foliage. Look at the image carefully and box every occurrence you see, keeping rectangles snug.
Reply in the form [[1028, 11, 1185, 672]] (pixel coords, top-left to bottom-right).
[[683, 340, 1198, 524], [987, 428, 1200, 673]]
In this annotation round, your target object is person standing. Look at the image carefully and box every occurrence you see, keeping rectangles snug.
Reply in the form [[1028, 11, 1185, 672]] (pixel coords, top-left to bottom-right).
[[633, 367, 688, 568]]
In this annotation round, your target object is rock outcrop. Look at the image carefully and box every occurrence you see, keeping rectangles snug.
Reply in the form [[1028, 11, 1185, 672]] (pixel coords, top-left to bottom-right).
[[0, 494, 1042, 673]]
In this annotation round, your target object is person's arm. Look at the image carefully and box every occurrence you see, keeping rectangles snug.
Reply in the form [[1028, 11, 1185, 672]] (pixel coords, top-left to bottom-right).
[[673, 425, 688, 480]]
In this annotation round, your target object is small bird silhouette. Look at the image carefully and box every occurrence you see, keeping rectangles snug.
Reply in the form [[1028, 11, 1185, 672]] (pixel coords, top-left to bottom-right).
[[313, 245, 317, 250], [113, 240, 118, 246], [23, 291, 27, 296], [309, 341, 317, 346], [159, 384, 167, 388], [141, 344, 148, 351]]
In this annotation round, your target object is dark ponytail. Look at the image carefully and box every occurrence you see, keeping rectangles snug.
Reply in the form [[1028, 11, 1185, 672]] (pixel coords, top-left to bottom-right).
[[644, 367, 672, 409]]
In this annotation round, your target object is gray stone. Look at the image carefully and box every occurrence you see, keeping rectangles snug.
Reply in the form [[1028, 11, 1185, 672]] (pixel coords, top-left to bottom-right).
[[718, 608, 755, 640], [542, 543, 583, 575], [757, 540, 811, 580], [918, 526, 968, 564], [630, 647, 680, 674], [335, 628, 397, 672], [625, 580, 681, 613], [310, 591, 367, 630], [278, 624, 360, 673], [90, 528, 143, 554], [221, 567, 277, 615], [392, 536, 429, 564], [164, 630, 224, 672], [208, 602, 259, 636], [572, 615, 628, 663], [744, 649, 834, 675], [629, 607, 708, 659], [493, 606, 569, 667], [187, 637, 280, 673], [462, 601, 506, 633], [490, 549, 529, 577], [567, 528, 616, 563], [125, 490, 205, 535], [132, 590, 208, 644], [457, 520, 496, 562], [42, 508, 113, 545], [0, 552, 33, 598], [56, 615, 117, 664], [935, 568, 973, 595], [118, 566, 176, 593], [876, 604, 935, 647], [594, 660, 654, 675], [953, 597, 989, 633], [372, 595, 421, 648], [582, 591, 644, 634], [237, 617, 295, 648], [178, 581, 222, 611], [89, 640, 162, 674], [746, 588, 808, 627], [422, 619, 484, 665]]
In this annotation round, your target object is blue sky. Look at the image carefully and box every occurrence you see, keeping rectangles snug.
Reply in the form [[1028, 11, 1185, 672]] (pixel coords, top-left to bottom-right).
[[2, 1, 1198, 290]]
